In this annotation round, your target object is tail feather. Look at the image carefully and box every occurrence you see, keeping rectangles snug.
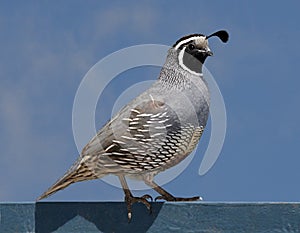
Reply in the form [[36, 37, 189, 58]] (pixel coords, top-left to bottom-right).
[[37, 162, 98, 201]]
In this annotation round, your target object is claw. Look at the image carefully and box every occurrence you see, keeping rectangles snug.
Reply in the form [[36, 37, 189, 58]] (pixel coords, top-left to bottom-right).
[[128, 212, 132, 222]]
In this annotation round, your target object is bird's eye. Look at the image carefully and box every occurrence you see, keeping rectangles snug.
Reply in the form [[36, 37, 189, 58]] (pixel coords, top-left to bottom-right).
[[188, 44, 195, 50]]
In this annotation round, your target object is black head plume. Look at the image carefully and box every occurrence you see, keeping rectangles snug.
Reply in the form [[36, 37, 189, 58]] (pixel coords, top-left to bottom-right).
[[206, 30, 229, 43]]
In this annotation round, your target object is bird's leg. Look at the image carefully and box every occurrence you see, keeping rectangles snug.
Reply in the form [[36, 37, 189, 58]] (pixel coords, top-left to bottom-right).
[[144, 178, 201, 202], [118, 175, 152, 221]]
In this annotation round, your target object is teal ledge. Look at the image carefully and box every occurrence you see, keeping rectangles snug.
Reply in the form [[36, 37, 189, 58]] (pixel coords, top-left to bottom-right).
[[1, 202, 300, 232]]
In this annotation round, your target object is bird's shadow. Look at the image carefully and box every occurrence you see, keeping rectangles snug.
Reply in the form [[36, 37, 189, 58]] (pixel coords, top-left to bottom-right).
[[35, 202, 163, 233]]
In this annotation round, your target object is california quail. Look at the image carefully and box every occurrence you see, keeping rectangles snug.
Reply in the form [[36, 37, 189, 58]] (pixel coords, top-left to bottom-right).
[[37, 30, 229, 220]]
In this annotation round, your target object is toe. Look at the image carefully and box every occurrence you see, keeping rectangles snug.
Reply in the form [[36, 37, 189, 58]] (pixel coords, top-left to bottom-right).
[[155, 195, 201, 202], [141, 194, 153, 202]]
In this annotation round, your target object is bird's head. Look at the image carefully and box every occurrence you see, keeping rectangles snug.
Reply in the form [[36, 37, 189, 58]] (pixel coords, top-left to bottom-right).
[[173, 30, 229, 75]]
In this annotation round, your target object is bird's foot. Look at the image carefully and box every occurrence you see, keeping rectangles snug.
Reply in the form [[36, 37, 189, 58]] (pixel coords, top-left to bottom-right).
[[155, 194, 202, 202], [125, 194, 153, 221]]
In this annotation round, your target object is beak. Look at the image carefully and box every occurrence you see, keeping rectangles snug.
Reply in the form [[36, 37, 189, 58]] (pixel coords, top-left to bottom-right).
[[204, 47, 213, 56], [206, 50, 213, 56], [195, 48, 213, 57]]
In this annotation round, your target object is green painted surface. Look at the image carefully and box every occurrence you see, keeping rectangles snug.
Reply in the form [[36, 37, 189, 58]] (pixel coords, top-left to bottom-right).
[[1, 202, 300, 232]]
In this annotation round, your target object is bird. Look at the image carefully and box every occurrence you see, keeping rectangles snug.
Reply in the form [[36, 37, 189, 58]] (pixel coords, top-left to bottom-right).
[[37, 30, 229, 221]]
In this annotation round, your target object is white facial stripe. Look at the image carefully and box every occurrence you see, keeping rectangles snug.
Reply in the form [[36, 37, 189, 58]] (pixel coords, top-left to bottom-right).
[[174, 36, 207, 50], [178, 47, 202, 76]]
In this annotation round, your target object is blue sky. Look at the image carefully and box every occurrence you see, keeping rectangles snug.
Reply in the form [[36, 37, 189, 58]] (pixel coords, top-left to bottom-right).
[[0, 1, 300, 202]]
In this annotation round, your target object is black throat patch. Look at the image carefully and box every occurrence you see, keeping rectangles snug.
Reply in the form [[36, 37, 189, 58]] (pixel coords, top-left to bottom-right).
[[180, 48, 206, 74]]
